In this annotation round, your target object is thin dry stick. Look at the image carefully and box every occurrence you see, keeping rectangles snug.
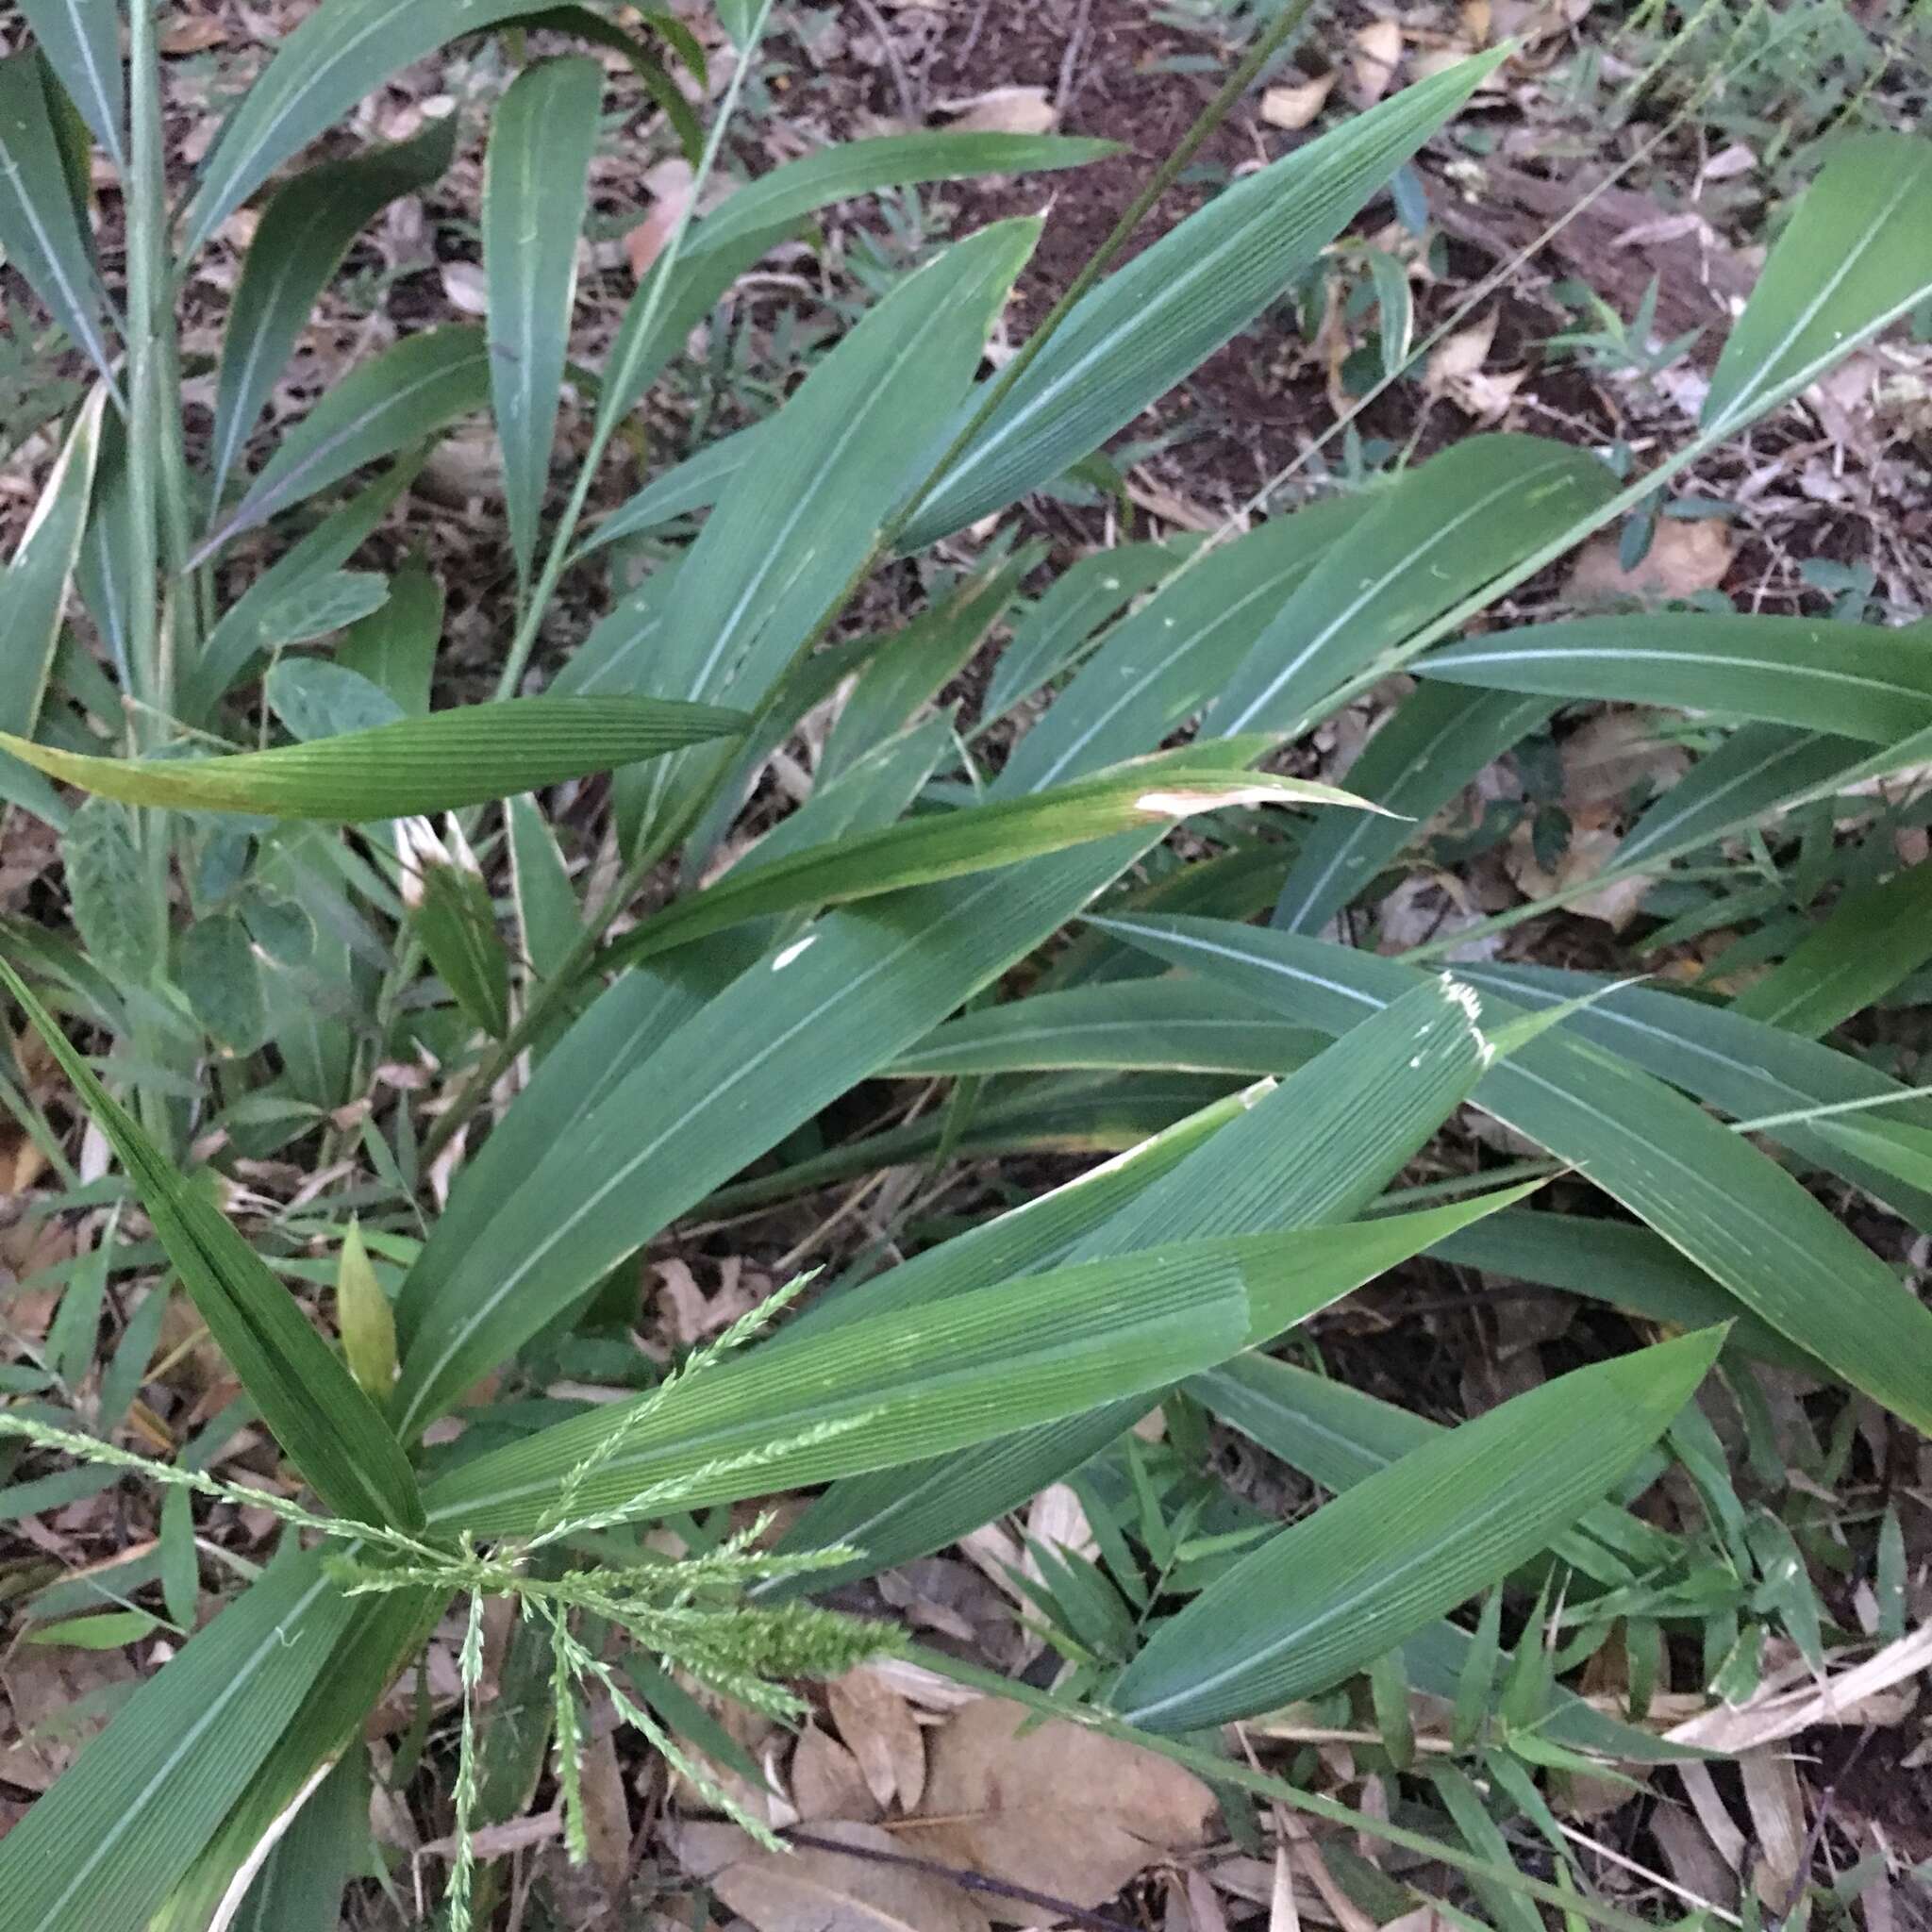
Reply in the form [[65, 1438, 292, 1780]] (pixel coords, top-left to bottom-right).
[[779, 1826, 1144, 1932]]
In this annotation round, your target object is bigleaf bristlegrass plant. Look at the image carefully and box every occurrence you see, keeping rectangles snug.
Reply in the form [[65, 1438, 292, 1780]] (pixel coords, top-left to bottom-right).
[[0, 0, 1929, 1924]]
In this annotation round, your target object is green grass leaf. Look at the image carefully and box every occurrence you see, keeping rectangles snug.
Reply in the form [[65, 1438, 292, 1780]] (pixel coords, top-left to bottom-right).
[[610, 752, 1379, 968], [901, 54, 1506, 547], [1420, 613, 1932, 744], [1207, 436, 1618, 741], [0, 1549, 361, 1932], [17, 0, 123, 163], [484, 57, 602, 586], [0, 958, 425, 1530], [195, 327, 490, 565], [619, 218, 1040, 856], [1703, 133, 1932, 434], [425, 1237, 1267, 1538], [209, 118, 457, 500], [1, 694, 745, 822], [0, 51, 118, 393], [1111, 1331, 1722, 1731], [2, 385, 105, 754], [1102, 917, 1932, 1436], [182, 0, 544, 255]]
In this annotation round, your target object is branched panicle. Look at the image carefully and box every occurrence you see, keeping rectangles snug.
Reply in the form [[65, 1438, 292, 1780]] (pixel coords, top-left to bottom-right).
[[6, 1283, 893, 1905]]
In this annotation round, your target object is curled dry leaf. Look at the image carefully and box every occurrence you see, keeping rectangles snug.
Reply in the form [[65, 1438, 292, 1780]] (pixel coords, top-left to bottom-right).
[[1566, 519, 1735, 603], [676, 1818, 991, 1932], [826, 1665, 926, 1813], [940, 87, 1059, 136], [1349, 21, 1405, 104], [1260, 73, 1336, 131], [913, 1699, 1218, 1910]]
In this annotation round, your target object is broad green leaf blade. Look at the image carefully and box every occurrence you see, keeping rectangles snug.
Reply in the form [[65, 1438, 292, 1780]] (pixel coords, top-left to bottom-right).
[[392, 835, 1174, 1435], [609, 754, 1378, 968], [1207, 436, 1618, 741], [578, 128, 1117, 494], [151, 1587, 441, 1932], [225, 1746, 369, 1932], [689, 131, 1118, 263], [1429, 1207, 1826, 1374], [779, 1090, 1257, 1345], [982, 539, 1183, 723], [507, 792, 582, 984], [1457, 961, 1932, 1228], [183, 456, 425, 724], [182, 0, 541, 256], [891, 978, 1324, 1075], [621, 219, 1038, 855], [209, 117, 457, 501], [196, 327, 490, 565], [772, 977, 1500, 1588], [18, 0, 124, 164], [334, 560, 443, 716], [702, 1073, 1237, 1209], [484, 57, 602, 585], [1616, 724, 1869, 871], [818, 555, 1033, 782], [576, 423, 760, 555], [992, 496, 1370, 797], [2, 384, 105, 745], [0, 694, 745, 822], [1111, 1331, 1722, 1731], [1102, 916, 1932, 1435], [1419, 614, 1932, 744], [0, 1550, 359, 1932], [1704, 133, 1932, 434], [0, 959, 424, 1530], [901, 54, 1506, 547], [770, 1191, 1534, 1597], [427, 1238, 1263, 1538], [1272, 684, 1552, 933], [0, 50, 118, 393], [509, 4, 701, 162], [1729, 858, 1932, 1038], [1194, 1345, 1682, 1587]]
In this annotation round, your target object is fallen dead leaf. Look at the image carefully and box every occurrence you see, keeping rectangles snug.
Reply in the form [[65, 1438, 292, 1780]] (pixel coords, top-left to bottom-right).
[[1567, 519, 1735, 602], [1260, 73, 1335, 130], [677, 1819, 991, 1932], [1506, 822, 1650, 930], [913, 1699, 1217, 1911], [1425, 309, 1496, 387], [792, 1725, 884, 1823], [625, 158, 698, 280], [1349, 21, 1405, 103], [826, 1665, 926, 1813], [1558, 711, 1690, 809], [940, 86, 1058, 135], [439, 261, 489, 318]]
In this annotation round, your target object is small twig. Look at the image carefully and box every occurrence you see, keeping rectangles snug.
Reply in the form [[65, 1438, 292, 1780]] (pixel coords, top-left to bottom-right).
[[1767, 1724, 1878, 1930], [1057, 0, 1097, 115], [854, 0, 922, 125], [779, 1826, 1144, 1932]]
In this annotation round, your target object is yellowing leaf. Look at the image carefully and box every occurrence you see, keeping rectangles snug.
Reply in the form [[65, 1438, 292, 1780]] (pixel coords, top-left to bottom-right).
[[335, 1220, 397, 1399]]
